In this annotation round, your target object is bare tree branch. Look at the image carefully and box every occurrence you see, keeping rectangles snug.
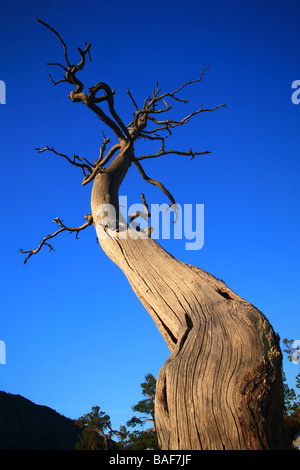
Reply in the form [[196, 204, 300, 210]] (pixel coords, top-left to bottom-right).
[[147, 103, 227, 130], [19, 214, 93, 264], [133, 159, 176, 207], [48, 74, 69, 86], [36, 134, 124, 187], [37, 17, 71, 67], [34, 23, 226, 249], [95, 132, 111, 164], [126, 68, 226, 155], [37, 18, 129, 142], [136, 148, 211, 161], [129, 210, 149, 226], [37, 18, 226, 162], [150, 66, 210, 105], [46, 62, 68, 71], [97, 143, 121, 168], [36, 128, 123, 184], [141, 193, 151, 218], [87, 82, 131, 139], [81, 140, 122, 186], [36, 146, 93, 178], [69, 81, 127, 141], [126, 89, 139, 111], [129, 193, 153, 237]]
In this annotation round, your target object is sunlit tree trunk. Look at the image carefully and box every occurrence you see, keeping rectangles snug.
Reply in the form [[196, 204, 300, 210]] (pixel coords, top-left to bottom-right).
[[91, 153, 284, 450], [24, 20, 285, 450]]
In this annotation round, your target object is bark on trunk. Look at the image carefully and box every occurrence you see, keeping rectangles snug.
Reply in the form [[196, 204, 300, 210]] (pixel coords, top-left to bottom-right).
[[91, 153, 284, 450]]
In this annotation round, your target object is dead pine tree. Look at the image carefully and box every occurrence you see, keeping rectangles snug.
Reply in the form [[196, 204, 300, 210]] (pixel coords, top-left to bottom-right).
[[19, 18, 285, 450]]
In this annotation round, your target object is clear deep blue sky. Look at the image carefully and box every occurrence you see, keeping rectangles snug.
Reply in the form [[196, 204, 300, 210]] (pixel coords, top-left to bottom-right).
[[0, 0, 299, 429]]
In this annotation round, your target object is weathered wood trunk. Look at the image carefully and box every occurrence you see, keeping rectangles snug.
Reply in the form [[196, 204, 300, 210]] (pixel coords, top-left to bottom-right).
[[91, 151, 284, 450]]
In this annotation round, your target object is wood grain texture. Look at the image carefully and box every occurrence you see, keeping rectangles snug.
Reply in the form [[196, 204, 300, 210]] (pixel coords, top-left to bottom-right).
[[91, 161, 284, 450], [33, 21, 284, 450]]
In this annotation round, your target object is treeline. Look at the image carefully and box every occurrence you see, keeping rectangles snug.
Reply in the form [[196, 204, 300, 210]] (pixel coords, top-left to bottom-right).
[[74, 340, 300, 450], [75, 373, 158, 450], [282, 339, 300, 449]]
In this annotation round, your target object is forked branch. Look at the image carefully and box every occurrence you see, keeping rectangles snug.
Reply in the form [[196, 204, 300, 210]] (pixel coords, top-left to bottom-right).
[[146, 103, 227, 131], [37, 18, 129, 142], [148, 66, 210, 106], [136, 148, 211, 161], [127, 69, 226, 157], [37, 17, 226, 170], [36, 134, 122, 186], [36, 146, 93, 177], [34, 20, 226, 248], [19, 214, 93, 264]]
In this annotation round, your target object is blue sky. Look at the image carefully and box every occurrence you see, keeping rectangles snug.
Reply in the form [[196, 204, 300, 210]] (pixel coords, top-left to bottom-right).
[[0, 0, 299, 430]]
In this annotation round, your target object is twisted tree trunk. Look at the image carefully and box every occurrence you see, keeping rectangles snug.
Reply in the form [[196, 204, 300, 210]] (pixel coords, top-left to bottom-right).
[[91, 152, 284, 450], [30, 20, 285, 450]]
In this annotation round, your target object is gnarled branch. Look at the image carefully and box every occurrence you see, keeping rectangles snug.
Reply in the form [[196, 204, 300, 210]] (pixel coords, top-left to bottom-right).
[[37, 18, 129, 142], [126, 68, 226, 156], [19, 214, 93, 264], [136, 148, 211, 161], [133, 159, 176, 207], [36, 146, 93, 177], [147, 103, 227, 130], [36, 134, 122, 186], [37, 17, 71, 68], [147, 66, 210, 107]]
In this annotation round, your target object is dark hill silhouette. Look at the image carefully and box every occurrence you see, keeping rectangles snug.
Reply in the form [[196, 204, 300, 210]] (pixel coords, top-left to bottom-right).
[[0, 391, 119, 450], [0, 391, 81, 449]]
